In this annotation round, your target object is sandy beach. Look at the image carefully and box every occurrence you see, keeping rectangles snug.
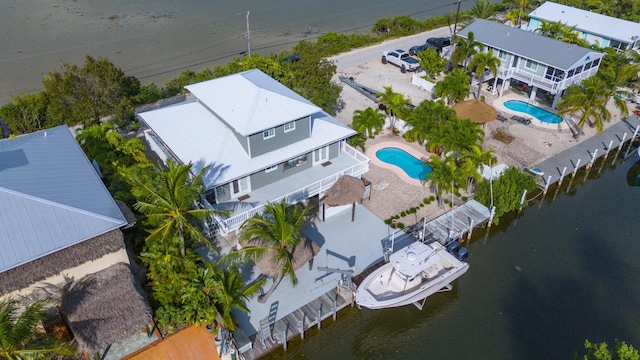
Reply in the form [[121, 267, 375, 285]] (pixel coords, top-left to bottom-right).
[[0, 0, 466, 105]]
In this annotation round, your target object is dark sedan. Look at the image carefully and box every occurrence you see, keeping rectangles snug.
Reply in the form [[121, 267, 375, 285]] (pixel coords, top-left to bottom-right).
[[409, 43, 436, 56]]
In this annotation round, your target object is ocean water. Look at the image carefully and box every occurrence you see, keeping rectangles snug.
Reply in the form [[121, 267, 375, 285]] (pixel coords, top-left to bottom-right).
[[0, 0, 470, 105]]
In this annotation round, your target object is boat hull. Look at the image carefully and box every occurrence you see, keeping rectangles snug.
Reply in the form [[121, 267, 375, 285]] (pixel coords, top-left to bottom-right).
[[355, 242, 469, 310]]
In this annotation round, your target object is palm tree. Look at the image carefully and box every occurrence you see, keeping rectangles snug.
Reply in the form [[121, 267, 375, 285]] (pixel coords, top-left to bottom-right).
[[347, 132, 366, 152], [377, 86, 412, 134], [351, 107, 385, 138], [466, 0, 496, 20], [460, 145, 496, 191], [406, 100, 456, 145], [434, 68, 471, 105], [425, 155, 464, 207], [468, 50, 501, 98], [461, 144, 496, 169], [597, 65, 637, 116], [237, 199, 312, 303], [0, 299, 75, 359], [534, 19, 567, 39], [557, 77, 612, 132], [209, 263, 265, 332], [451, 31, 484, 70], [127, 160, 222, 256], [440, 118, 485, 155]]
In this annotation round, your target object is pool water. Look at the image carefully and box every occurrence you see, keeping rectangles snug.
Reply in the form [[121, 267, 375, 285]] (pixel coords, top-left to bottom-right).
[[504, 100, 563, 124], [375, 147, 433, 180]]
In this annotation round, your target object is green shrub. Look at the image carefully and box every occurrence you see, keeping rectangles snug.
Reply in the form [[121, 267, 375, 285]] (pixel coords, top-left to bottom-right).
[[397, 223, 405, 229], [400, 211, 406, 217]]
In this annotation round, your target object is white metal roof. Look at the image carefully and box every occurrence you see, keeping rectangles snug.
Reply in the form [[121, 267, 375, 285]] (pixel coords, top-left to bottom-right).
[[0, 126, 127, 273], [185, 69, 321, 136], [529, 2, 640, 43], [139, 100, 355, 189]]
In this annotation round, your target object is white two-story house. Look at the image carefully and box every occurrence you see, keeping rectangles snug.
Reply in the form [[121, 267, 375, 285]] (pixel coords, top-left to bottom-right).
[[139, 69, 369, 236], [457, 19, 605, 108], [527, 2, 640, 52]]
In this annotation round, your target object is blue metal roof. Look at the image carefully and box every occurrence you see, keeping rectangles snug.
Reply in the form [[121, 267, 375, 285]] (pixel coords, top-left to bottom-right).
[[0, 126, 126, 273], [458, 19, 603, 70]]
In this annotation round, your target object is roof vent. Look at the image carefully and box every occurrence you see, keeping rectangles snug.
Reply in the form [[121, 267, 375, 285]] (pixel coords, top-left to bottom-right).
[[44, 131, 47, 137]]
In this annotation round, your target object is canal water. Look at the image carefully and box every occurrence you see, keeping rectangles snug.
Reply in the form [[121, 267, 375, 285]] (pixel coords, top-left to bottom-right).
[[264, 150, 640, 359]]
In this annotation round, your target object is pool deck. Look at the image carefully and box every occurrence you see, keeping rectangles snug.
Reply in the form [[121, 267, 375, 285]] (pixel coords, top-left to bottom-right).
[[492, 94, 569, 132]]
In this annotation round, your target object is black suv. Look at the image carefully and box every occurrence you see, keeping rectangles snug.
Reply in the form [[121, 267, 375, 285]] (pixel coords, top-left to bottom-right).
[[426, 37, 451, 52]]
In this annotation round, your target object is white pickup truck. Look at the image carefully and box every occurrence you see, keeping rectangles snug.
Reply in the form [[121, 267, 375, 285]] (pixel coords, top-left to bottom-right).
[[381, 49, 421, 73]]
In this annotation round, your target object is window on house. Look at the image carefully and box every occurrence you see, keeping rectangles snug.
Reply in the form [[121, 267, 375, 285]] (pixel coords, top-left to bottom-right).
[[574, 65, 583, 75], [263, 128, 275, 139], [584, 61, 592, 70], [568, 69, 575, 77], [524, 59, 538, 71], [593, 58, 600, 66], [265, 165, 277, 173], [284, 121, 295, 132], [498, 50, 507, 60], [232, 177, 250, 195]]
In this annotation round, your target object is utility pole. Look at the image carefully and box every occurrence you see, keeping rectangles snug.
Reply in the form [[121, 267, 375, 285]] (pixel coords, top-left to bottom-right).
[[246, 11, 251, 56], [452, 0, 462, 37]]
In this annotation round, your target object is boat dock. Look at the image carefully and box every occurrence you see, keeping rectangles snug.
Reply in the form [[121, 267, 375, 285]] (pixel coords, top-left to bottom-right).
[[240, 288, 352, 360], [399, 199, 492, 246], [532, 115, 640, 190]]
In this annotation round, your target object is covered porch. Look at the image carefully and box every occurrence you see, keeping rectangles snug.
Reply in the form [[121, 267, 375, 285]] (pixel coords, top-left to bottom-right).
[[492, 65, 599, 108], [203, 144, 369, 235]]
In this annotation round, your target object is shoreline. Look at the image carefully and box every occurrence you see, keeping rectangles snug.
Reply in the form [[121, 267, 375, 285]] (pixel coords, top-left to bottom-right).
[[0, 0, 471, 105]]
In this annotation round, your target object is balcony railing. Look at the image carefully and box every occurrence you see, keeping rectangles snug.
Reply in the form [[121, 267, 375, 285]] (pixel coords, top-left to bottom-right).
[[205, 144, 369, 235], [497, 66, 599, 93]]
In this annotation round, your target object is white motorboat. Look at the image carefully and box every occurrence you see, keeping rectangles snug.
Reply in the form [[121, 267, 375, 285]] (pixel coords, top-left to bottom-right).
[[355, 241, 469, 310]]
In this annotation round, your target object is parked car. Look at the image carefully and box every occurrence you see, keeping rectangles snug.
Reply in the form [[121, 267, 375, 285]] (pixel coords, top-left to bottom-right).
[[426, 37, 452, 52], [381, 49, 421, 73], [409, 43, 436, 56]]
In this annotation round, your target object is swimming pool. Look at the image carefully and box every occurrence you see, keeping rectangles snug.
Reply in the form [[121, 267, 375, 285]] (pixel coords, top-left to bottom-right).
[[375, 147, 433, 180], [504, 100, 563, 124]]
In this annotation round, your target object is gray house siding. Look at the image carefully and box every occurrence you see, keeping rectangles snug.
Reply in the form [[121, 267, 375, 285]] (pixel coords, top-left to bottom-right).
[[516, 58, 547, 78], [214, 141, 342, 201], [247, 117, 311, 157]]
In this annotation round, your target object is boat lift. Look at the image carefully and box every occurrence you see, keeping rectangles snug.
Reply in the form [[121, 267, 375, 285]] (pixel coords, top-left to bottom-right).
[[317, 266, 354, 290], [412, 284, 453, 310]]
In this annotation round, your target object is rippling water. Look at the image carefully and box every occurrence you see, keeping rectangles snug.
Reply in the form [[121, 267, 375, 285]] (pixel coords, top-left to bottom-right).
[[264, 153, 640, 359], [0, 0, 471, 104]]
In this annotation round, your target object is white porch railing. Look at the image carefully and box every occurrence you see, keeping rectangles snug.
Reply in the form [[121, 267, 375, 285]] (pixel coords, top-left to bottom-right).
[[207, 144, 370, 235], [498, 66, 599, 94]]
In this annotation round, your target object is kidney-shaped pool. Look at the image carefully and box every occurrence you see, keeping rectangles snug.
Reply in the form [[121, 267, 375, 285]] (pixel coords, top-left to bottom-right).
[[375, 147, 433, 180]]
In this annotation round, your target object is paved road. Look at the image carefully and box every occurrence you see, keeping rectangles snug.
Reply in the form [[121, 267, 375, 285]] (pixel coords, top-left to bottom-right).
[[329, 27, 453, 72]]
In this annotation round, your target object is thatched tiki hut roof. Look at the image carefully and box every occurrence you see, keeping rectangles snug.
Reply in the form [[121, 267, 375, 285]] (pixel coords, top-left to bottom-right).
[[452, 100, 498, 126], [321, 175, 365, 221], [245, 237, 320, 277], [61, 262, 152, 354], [0, 229, 125, 296]]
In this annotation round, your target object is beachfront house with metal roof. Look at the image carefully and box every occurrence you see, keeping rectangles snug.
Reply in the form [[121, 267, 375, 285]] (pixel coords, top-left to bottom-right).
[[139, 69, 369, 236], [527, 2, 640, 52], [0, 125, 131, 301], [0, 125, 157, 357], [457, 19, 604, 108]]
